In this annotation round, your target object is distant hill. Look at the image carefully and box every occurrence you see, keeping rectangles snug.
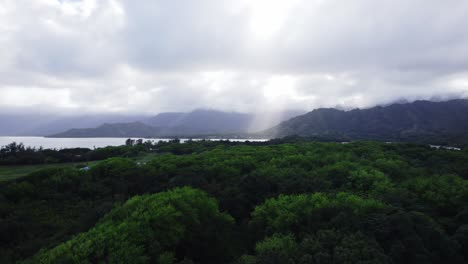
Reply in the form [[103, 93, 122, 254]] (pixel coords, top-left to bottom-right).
[[50, 122, 160, 138], [49, 109, 303, 138], [264, 99, 468, 145]]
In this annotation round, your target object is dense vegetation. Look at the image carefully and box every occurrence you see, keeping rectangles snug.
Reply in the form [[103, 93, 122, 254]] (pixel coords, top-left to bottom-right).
[[267, 99, 468, 146], [1, 140, 467, 263]]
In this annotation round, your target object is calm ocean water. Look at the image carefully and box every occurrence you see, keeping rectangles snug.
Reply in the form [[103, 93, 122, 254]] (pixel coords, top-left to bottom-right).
[[0, 137, 267, 149]]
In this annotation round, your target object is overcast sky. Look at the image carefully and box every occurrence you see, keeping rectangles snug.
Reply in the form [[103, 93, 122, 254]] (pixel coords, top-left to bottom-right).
[[1, 0, 468, 115]]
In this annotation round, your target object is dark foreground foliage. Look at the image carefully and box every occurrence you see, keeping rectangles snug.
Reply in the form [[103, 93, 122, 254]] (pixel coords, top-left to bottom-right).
[[1, 140, 467, 263]]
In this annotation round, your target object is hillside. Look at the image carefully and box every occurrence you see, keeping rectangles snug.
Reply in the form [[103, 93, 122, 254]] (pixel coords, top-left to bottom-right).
[[265, 99, 468, 145]]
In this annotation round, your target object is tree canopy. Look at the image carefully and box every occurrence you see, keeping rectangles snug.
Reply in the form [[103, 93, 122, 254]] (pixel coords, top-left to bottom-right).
[[0, 140, 467, 263]]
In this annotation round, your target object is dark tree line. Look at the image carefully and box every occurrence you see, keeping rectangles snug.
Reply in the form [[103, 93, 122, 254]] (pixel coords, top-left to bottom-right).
[[0, 140, 155, 165]]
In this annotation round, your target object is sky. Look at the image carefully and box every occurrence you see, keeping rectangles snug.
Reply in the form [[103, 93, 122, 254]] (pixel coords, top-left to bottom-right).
[[1, 0, 468, 115]]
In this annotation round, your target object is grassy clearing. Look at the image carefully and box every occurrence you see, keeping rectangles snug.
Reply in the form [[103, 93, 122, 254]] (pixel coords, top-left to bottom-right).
[[0, 153, 160, 182], [0, 161, 98, 182]]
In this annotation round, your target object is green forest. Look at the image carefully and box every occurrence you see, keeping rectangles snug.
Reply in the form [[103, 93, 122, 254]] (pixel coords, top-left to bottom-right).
[[1, 139, 468, 263]]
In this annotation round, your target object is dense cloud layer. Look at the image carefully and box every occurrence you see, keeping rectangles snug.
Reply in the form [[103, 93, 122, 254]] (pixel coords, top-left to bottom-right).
[[1, 0, 468, 115]]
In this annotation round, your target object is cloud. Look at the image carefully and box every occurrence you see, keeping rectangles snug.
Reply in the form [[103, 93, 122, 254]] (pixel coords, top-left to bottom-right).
[[0, 0, 468, 115]]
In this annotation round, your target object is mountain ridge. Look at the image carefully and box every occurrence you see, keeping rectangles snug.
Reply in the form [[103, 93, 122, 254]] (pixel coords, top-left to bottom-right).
[[264, 99, 468, 145]]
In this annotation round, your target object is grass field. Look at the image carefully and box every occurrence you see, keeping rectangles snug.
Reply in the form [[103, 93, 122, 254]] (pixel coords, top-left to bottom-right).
[[0, 153, 161, 182], [0, 162, 96, 182]]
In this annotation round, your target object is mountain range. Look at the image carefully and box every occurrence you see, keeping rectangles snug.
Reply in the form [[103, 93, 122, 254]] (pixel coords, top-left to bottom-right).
[[49, 109, 303, 138], [5, 99, 468, 146]]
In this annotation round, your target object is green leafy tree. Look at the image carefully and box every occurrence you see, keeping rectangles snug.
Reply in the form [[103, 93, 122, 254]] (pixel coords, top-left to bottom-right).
[[24, 187, 235, 264]]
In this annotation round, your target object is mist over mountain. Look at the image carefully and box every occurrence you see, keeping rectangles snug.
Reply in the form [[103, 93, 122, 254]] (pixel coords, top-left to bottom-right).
[[146, 109, 303, 134], [145, 110, 252, 134], [265, 99, 468, 145]]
